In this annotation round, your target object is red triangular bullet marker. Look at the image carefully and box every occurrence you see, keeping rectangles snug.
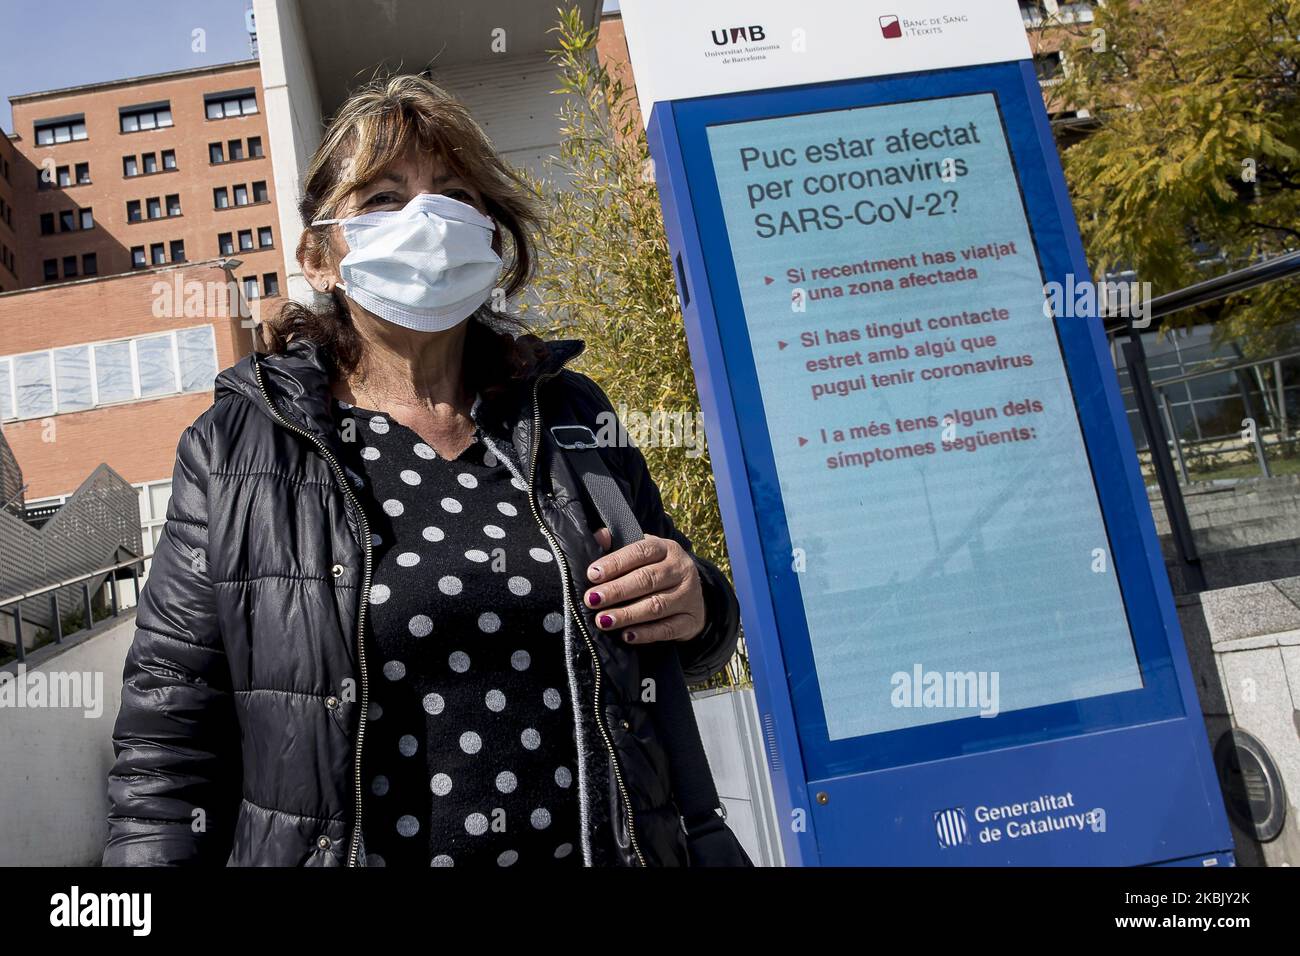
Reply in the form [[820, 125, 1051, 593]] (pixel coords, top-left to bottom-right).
[[764, 275, 774, 285], [797, 436, 808, 447], [778, 340, 788, 350]]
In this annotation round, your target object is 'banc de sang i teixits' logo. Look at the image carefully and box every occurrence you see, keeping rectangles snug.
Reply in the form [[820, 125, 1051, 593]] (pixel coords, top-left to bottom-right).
[[879, 15, 903, 39], [934, 807, 971, 848], [711, 24, 767, 46]]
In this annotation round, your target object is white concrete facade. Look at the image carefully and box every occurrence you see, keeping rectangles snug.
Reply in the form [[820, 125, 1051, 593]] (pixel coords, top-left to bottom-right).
[[251, 0, 601, 304]]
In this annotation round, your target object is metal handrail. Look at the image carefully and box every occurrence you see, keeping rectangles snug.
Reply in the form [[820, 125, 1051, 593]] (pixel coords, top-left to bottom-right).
[[1123, 348, 1300, 390], [0, 555, 144, 664], [1104, 249, 1300, 334], [0, 555, 143, 611]]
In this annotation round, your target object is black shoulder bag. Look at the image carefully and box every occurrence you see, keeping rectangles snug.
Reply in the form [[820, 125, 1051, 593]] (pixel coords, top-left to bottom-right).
[[550, 420, 755, 868]]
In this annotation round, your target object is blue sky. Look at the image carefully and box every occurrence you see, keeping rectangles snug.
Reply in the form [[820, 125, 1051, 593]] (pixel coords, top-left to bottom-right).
[[0, 0, 254, 134]]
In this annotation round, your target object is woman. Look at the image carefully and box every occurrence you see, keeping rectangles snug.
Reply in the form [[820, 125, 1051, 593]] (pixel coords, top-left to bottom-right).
[[102, 74, 740, 868]]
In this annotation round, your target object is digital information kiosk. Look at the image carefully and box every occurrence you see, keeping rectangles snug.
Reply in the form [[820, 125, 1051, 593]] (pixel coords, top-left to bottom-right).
[[620, 0, 1234, 865]]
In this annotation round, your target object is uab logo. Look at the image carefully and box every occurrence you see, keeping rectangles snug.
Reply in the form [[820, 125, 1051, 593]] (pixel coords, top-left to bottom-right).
[[711, 25, 767, 45]]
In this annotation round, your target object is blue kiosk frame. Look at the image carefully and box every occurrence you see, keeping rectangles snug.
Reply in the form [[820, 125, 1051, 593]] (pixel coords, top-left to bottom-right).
[[646, 59, 1235, 866]]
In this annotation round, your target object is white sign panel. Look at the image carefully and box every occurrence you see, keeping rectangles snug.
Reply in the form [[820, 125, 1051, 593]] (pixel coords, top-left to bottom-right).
[[619, 0, 1033, 126]]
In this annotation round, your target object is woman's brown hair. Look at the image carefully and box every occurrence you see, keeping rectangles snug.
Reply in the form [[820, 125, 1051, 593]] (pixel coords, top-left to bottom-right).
[[262, 72, 548, 395]]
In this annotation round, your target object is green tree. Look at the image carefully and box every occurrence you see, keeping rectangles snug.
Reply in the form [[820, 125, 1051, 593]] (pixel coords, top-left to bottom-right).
[[1052, 0, 1300, 352], [519, 7, 748, 687]]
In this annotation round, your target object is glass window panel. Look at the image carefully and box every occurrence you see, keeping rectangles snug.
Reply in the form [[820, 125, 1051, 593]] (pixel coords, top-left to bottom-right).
[[94, 341, 134, 403], [177, 327, 217, 392], [240, 97, 257, 114], [0, 360, 12, 418], [136, 334, 176, 397], [53, 345, 93, 411], [148, 482, 172, 521], [121, 114, 139, 133], [54, 126, 70, 143], [157, 109, 172, 127], [139, 113, 156, 130], [72, 122, 86, 140], [14, 352, 54, 418], [206, 101, 223, 119], [36, 127, 54, 145]]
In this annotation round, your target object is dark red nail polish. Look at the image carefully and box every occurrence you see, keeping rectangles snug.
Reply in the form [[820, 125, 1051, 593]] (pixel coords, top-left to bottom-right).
[[623, 631, 636, 642], [588, 591, 602, 607], [598, 614, 613, 629]]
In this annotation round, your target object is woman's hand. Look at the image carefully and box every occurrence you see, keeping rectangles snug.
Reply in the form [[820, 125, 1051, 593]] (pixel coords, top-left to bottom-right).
[[584, 528, 706, 644]]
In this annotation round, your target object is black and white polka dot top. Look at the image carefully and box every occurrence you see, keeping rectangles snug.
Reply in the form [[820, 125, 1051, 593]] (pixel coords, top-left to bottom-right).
[[331, 397, 584, 868]]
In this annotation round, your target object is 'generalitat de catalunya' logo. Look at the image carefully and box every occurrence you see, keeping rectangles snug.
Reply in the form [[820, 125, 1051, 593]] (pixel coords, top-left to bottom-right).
[[934, 807, 971, 848], [879, 15, 902, 39]]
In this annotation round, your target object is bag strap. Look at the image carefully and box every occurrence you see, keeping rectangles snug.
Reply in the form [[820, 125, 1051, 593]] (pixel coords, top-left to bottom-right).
[[548, 420, 726, 831]]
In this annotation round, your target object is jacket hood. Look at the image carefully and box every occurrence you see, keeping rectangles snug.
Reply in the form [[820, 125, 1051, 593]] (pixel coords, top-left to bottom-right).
[[214, 333, 586, 448]]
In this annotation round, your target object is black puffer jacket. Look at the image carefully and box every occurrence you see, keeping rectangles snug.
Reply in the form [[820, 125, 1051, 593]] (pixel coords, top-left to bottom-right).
[[102, 335, 740, 867]]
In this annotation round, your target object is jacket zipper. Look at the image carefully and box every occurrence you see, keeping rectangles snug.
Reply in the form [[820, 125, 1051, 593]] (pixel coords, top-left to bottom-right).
[[524, 374, 646, 867], [251, 357, 373, 867]]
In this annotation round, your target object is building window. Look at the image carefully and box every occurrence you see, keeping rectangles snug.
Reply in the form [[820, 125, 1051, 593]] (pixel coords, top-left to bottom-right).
[[79, 208, 94, 230], [170, 239, 186, 263], [35, 115, 88, 145], [123, 155, 138, 177], [162, 149, 177, 170], [228, 139, 244, 162], [12, 352, 55, 418], [166, 194, 181, 216], [53, 346, 92, 412], [257, 226, 273, 248], [127, 200, 142, 223], [43, 259, 58, 282], [233, 184, 249, 206], [243, 276, 259, 299], [57, 165, 71, 187], [62, 255, 77, 278], [82, 253, 97, 276], [37, 169, 52, 190], [252, 180, 268, 203], [238, 229, 253, 251], [150, 242, 165, 265], [40, 213, 54, 235], [75, 162, 90, 184], [209, 142, 224, 164], [248, 136, 264, 158], [218, 232, 234, 256], [213, 187, 229, 209], [131, 246, 145, 268], [59, 210, 75, 232], [146, 197, 162, 220], [120, 103, 173, 133], [0, 326, 219, 422], [142, 152, 158, 174], [263, 272, 280, 297], [205, 89, 258, 119]]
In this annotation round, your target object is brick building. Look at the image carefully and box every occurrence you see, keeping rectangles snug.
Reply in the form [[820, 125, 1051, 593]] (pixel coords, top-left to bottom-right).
[[0, 60, 285, 564]]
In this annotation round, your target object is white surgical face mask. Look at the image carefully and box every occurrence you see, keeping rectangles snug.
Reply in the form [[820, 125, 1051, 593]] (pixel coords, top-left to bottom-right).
[[313, 192, 503, 332]]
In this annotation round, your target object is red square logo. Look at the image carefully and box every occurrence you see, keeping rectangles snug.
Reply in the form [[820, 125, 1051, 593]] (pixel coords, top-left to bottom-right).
[[880, 15, 902, 39]]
